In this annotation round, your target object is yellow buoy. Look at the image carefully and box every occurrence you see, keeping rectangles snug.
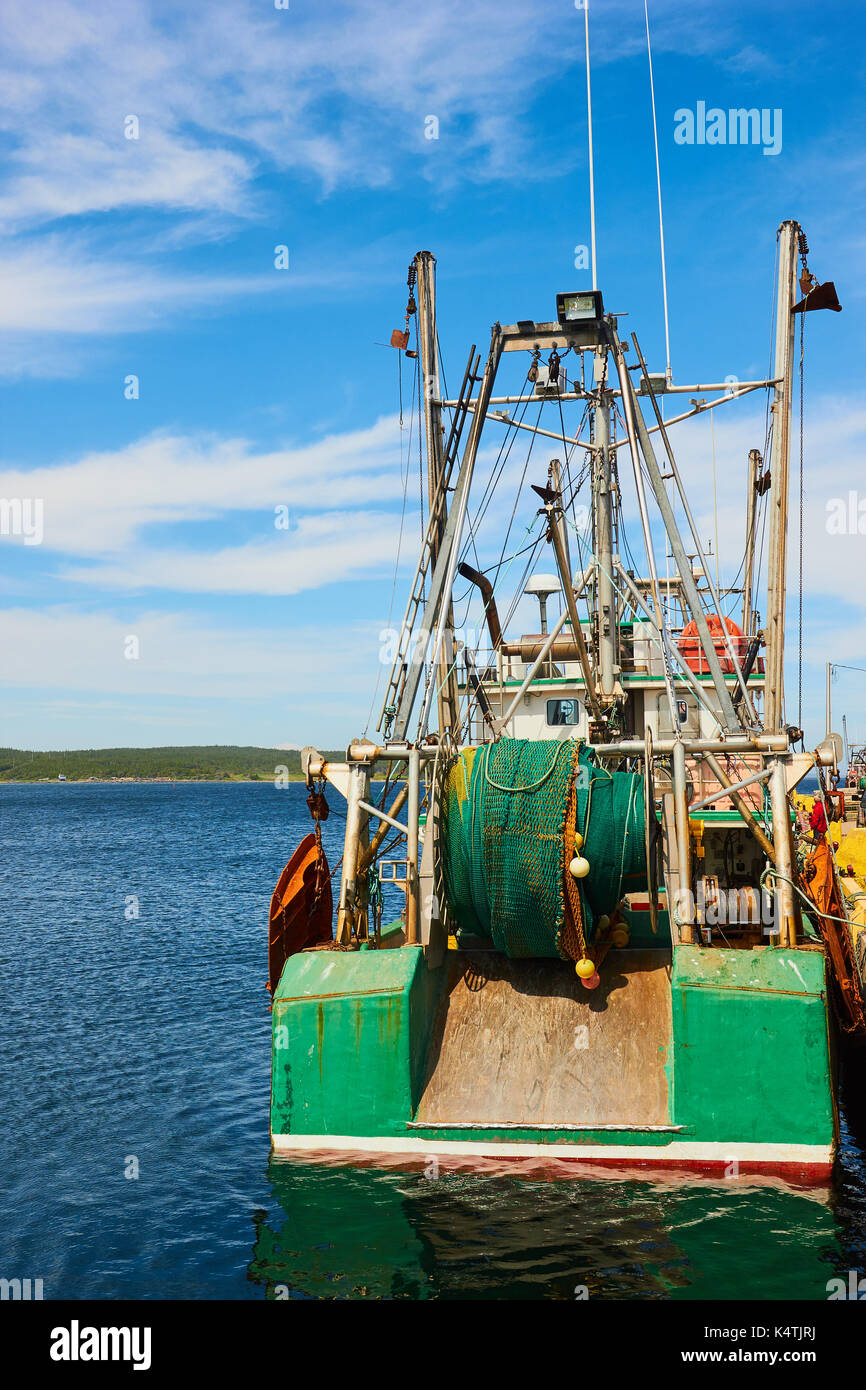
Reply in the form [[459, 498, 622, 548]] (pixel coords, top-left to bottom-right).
[[569, 855, 590, 878], [611, 925, 630, 948], [595, 914, 610, 934], [575, 956, 596, 978], [573, 832, 584, 851]]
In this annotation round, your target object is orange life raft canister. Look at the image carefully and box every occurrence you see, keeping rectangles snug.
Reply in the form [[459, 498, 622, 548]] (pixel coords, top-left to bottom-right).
[[677, 615, 750, 674]]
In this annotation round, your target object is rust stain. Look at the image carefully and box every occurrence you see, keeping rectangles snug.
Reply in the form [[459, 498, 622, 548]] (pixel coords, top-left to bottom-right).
[[287, 987, 402, 1004], [682, 981, 818, 998]]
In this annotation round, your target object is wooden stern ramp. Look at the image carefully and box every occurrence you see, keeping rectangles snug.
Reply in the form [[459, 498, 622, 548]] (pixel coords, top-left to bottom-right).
[[415, 949, 672, 1129]]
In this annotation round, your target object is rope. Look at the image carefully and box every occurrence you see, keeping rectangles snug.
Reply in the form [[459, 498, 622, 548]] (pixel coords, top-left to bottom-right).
[[480, 736, 573, 793], [760, 866, 850, 929], [562, 744, 589, 961]]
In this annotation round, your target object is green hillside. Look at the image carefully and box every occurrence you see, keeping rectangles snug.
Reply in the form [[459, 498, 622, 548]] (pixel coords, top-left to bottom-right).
[[0, 745, 345, 783]]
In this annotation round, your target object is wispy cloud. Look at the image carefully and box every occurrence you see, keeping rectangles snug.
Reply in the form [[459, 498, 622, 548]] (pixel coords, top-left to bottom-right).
[[0, 239, 266, 335], [0, 235, 398, 352], [0, 0, 843, 359], [62, 513, 407, 596], [0, 605, 380, 701], [0, 0, 777, 230], [0, 417, 420, 595], [0, 417, 405, 547]]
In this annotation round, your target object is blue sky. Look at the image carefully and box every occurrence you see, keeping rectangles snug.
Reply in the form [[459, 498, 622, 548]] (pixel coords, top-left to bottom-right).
[[0, 0, 864, 751]]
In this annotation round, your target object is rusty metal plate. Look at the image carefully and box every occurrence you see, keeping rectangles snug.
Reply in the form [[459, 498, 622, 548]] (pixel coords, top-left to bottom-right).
[[416, 949, 672, 1128]]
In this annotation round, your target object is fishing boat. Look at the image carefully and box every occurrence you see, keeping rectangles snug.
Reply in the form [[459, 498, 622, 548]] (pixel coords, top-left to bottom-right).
[[264, 216, 866, 1182]]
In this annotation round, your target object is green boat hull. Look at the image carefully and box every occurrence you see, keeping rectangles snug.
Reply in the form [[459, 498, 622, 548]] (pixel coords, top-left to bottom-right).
[[270, 939, 836, 1180]]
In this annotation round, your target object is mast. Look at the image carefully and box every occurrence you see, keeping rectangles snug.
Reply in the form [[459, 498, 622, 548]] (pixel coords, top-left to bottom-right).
[[405, 325, 503, 739], [414, 251, 461, 737], [546, 489, 604, 727], [764, 220, 800, 732], [415, 252, 443, 523], [742, 448, 761, 633], [549, 458, 571, 579], [593, 376, 618, 702]]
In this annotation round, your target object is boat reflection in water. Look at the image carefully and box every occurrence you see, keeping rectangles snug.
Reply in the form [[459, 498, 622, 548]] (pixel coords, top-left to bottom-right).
[[248, 1156, 842, 1301]]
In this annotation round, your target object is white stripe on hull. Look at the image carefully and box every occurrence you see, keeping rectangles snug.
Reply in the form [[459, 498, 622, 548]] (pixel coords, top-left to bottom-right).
[[271, 1131, 833, 1170]]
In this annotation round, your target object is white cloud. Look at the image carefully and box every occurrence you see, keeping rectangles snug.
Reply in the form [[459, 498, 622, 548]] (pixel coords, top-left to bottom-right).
[[0, 0, 852, 360], [63, 513, 407, 596], [0, 133, 253, 231], [0, 239, 258, 334], [0, 416, 407, 551], [4, 388, 863, 623], [0, 605, 380, 702], [0, 415, 422, 595], [0, 0, 761, 231], [656, 395, 866, 608], [0, 236, 392, 347], [1, 389, 861, 747]]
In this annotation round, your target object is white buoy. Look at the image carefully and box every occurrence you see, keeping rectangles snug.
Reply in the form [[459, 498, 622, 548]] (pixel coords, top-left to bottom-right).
[[569, 855, 590, 879]]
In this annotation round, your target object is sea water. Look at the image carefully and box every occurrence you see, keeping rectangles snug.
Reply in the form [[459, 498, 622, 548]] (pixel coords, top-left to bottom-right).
[[0, 782, 863, 1300]]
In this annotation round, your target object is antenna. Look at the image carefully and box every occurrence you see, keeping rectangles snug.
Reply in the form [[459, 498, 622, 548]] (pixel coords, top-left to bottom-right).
[[644, 1, 671, 383], [584, 2, 597, 291]]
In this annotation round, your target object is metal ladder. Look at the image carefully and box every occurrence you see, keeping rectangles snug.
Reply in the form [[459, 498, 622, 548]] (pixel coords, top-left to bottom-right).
[[379, 347, 479, 736]]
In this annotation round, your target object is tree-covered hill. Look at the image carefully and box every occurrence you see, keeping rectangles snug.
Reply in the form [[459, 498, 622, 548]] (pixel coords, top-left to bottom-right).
[[0, 745, 345, 782]]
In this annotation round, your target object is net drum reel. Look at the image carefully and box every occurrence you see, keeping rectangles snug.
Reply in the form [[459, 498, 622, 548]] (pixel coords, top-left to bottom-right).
[[440, 738, 648, 963]]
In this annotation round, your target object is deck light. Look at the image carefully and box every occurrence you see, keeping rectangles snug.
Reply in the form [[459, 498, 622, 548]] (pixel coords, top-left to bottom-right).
[[556, 289, 604, 326]]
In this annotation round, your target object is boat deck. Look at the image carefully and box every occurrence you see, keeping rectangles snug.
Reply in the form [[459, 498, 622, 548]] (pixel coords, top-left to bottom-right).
[[415, 949, 673, 1129]]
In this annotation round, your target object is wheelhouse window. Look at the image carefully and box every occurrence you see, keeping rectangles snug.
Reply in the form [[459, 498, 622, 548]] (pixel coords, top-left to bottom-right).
[[546, 697, 581, 726], [655, 691, 700, 736]]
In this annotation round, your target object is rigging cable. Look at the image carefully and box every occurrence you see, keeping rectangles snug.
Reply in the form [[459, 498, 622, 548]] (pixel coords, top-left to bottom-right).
[[449, 409, 595, 740], [798, 308, 805, 731], [710, 409, 720, 592], [414, 333, 425, 550], [363, 348, 417, 737], [488, 402, 545, 592], [465, 369, 535, 538], [644, 0, 671, 382], [754, 236, 780, 619], [584, 0, 597, 290], [555, 392, 595, 634], [454, 434, 599, 740]]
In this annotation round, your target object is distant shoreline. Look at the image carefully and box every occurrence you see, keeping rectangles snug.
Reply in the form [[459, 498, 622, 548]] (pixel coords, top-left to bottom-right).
[[0, 744, 345, 785], [0, 776, 308, 786]]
